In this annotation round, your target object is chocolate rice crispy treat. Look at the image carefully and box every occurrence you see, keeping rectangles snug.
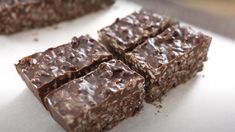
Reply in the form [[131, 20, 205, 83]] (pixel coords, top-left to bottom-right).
[[0, 0, 115, 34], [125, 24, 212, 102], [45, 59, 145, 132], [98, 10, 171, 59], [15, 35, 112, 105]]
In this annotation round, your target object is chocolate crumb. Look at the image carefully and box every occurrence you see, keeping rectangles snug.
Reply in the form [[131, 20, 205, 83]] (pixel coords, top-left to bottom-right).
[[202, 74, 205, 78], [34, 38, 39, 42], [152, 100, 163, 113]]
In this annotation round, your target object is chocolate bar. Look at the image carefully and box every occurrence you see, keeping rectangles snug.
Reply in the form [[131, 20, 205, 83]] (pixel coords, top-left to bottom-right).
[[125, 24, 211, 102], [45, 59, 145, 131], [14, 10, 213, 132], [0, 0, 115, 34], [15, 35, 112, 104], [98, 10, 171, 58]]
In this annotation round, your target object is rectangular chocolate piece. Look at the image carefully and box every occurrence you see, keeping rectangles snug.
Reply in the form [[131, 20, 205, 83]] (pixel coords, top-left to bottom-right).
[[15, 35, 112, 105], [0, 0, 115, 34], [125, 24, 211, 102], [98, 10, 171, 58], [45, 59, 145, 132]]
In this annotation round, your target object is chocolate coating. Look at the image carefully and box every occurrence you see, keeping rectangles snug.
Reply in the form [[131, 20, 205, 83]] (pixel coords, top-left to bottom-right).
[[0, 0, 37, 4], [0, 0, 115, 34], [98, 10, 171, 57], [15, 35, 112, 104], [125, 24, 212, 102], [14, 10, 212, 132], [129, 25, 205, 69], [45, 59, 145, 132]]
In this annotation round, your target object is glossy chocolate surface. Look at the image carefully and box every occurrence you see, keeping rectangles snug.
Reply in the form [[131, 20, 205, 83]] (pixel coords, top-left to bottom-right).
[[46, 59, 143, 111], [125, 24, 211, 102], [129, 24, 207, 69], [45, 59, 145, 131], [15, 35, 112, 102], [99, 10, 170, 52]]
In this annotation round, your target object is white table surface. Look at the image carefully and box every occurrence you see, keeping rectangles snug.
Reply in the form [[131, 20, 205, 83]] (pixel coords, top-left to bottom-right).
[[0, 1, 235, 132]]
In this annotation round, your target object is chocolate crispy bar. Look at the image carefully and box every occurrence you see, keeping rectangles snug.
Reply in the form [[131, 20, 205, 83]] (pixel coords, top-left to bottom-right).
[[125, 24, 211, 102], [15, 35, 112, 105], [15, 9, 212, 132], [98, 10, 171, 58], [0, 0, 114, 34], [45, 59, 145, 132]]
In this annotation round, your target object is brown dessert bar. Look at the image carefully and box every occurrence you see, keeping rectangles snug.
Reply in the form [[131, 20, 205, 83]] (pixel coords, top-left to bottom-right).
[[45, 59, 145, 132], [0, 0, 115, 34], [15, 35, 112, 105], [98, 10, 171, 58], [125, 24, 211, 102]]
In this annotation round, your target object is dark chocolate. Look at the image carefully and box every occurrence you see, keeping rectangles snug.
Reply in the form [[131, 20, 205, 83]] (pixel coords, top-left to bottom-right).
[[15, 35, 112, 105], [125, 24, 211, 102], [45, 59, 145, 132], [14, 10, 212, 132], [0, 0, 115, 34], [98, 10, 171, 58]]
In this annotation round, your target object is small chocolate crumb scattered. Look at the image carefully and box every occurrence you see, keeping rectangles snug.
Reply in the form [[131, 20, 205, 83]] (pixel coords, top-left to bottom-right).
[[202, 74, 205, 78], [33, 38, 39, 42], [152, 100, 163, 111]]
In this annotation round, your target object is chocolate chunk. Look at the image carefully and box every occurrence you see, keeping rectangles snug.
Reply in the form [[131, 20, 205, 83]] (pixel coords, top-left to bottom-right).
[[98, 10, 171, 58], [15, 35, 112, 105], [0, 0, 115, 34], [45, 59, 145, 132], [125, 24, 212, 102]]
